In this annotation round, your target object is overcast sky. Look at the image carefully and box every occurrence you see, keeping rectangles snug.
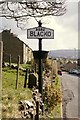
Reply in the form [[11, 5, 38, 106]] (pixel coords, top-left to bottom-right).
[[0, 0, 79, 51]]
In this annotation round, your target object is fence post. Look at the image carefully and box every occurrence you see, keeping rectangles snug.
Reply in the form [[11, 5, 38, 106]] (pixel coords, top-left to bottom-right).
[[9, 54, 11, 68], [35, 101, 39, 120], [15, 55, 20, 89], [34, 63, 37, 73], [0, 41, 3, 119], [24, 68, 28, 88]]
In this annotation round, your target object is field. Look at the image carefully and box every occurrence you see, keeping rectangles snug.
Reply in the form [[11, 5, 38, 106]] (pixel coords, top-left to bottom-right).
[[2, 64, 32, 118], [2, 64, 62, 118]]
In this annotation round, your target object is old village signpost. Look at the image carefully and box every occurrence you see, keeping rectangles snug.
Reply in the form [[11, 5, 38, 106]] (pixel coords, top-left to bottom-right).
[[27, 20, 54, 94], [27, 20, 54, 120]]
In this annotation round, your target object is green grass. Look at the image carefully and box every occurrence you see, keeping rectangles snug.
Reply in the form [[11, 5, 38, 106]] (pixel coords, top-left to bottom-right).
[[51, 75, 62, 118], [54, 75, 61, 88], [2, 66, 32, 118], [20, 64, 32, 69], [2, 65, 62, 118], [52, 75, 62, 118]]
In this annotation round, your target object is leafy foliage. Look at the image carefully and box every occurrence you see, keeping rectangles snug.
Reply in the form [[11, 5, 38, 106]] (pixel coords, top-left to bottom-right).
[[44, 76, 61, 112]]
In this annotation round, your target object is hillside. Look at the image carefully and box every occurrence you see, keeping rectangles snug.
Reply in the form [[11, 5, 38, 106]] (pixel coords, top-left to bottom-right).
[[48, 49, 80, 59]]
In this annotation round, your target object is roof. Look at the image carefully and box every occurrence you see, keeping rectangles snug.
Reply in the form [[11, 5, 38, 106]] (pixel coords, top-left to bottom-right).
[[0, 29, 32, 50]]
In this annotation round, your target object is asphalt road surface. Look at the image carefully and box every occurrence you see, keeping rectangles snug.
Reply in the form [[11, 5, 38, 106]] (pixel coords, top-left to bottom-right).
[[60, 72, 79, 118]]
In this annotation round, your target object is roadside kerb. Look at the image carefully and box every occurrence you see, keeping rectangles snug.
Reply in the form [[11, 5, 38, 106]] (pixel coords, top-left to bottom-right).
[[59, 76, 63, 119]]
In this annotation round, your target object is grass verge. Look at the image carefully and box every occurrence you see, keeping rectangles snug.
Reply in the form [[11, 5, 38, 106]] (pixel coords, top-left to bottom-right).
[[2, 66, 32, 118]]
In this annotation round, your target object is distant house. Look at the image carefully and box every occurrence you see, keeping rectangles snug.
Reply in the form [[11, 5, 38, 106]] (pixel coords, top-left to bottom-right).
[[0, 30, 33, 64], [64, 61, 77, 71], [78, 59, 80, 66]]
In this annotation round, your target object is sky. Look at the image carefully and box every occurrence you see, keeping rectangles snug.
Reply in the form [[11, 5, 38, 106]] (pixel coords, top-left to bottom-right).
[[0, 0, 79, 51]]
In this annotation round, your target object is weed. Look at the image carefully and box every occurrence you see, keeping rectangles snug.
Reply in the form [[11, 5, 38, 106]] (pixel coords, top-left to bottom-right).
[[43, 76, 61, 118]]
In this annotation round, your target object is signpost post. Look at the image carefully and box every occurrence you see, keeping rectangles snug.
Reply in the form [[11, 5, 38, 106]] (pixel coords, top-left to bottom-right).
[[27, 21, 54, 119], [0, 41, 3, 119], [38, 21, 42, 94], [27, 21, 54, 94]]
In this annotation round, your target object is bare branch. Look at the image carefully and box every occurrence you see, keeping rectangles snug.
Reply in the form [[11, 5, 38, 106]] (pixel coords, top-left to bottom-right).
[[0, 0, 67, 29]]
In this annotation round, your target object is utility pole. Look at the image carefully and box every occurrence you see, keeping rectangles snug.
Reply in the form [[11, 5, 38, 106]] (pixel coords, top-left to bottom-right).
[[0, 41, 3, 119]]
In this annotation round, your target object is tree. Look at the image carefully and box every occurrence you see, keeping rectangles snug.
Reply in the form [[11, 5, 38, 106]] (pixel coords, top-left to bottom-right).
[[0, 0, 66, 29]]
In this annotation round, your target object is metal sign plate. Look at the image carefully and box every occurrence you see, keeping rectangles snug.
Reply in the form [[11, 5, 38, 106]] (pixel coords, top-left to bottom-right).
[[27, 27, 54, 39]]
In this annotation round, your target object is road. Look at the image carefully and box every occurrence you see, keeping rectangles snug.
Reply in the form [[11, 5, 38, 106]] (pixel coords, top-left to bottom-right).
[[60, 72, 79, 118]]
